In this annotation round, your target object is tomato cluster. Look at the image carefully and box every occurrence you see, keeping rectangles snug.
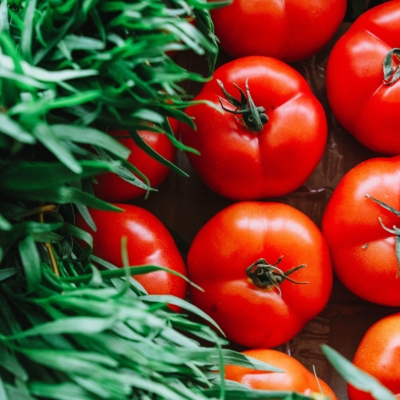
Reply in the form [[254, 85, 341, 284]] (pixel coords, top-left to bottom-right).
[[78, 1, 400, 399]]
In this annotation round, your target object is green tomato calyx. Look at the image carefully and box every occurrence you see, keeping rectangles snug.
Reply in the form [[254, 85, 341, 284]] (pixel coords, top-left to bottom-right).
[[365, 193, 400, 277], [383, 48, 400, 86], [246, 256, 308, 297], [217, 78, 268, 132]]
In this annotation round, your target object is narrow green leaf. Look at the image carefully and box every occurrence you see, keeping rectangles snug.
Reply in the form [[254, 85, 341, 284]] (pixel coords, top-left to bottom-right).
[[0, 32, 23, 75], [61, 264, 197, 290], [5, 316, 119, 340], [87, 264, 103, 287], [0, 213, 12, 230], [0, 160, 120, 191], [93, 145, 153, 191], [51, 124, 130, 160], [74, 205, 96, 234], [70, 374, 127, 399], [4, 383, 35, 400], [129, 129, 188, 177], [0, 375, 9, 400], [0, 0, 8, 33], [132, 108, 165, 124], [0, 292, 25, 336], [89, 254, 147, 294], [0, 221, 63, 248], [32, 231, 63, 243], [0, 268, 17, 281], [19, 61, 98, 82], [18, 235, 42, 293], [0, 343, 28, 381], [29, 381, 96, 400], [0, 65, 47, 90], [114, 371, 199, 400], [60, 34, 105, 51], [143, 295, 227, 336], [1, 187, 120, 215], [203, 388, 312, 399], [32, 3, 77, 64], [50, 90, 101, 110], [63, 221, 95, 248], [322, 345, 397, 400], [0, 113, 36, 144], [192, 7, 219, 74], [33, 122, 82, 173], [220, 350, 284, 372], [21, 0, 37, 63], [17, 348, 118, 372]]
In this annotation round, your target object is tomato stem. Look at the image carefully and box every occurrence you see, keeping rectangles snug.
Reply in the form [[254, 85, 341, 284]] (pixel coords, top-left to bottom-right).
[[383, 48, 400, 86], [217, 78, 268, 132], [246, 256, 308, 297], [365, 193, 400, 277]]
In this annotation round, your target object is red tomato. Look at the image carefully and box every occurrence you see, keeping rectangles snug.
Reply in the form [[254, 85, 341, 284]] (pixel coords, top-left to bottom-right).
[[225, 349, 338, 400], [348, 313, 400, 400], [75, 204, 188, 304], [180, 56, 327, 200], [93, 120, 178, 202], [322, 155, 400, 306], [326, 1, 400, 155], [210, 0, 346, 62], [187, 201, 332, 348]]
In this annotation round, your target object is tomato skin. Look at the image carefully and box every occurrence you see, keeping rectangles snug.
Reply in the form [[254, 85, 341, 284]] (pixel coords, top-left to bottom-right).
[[93, 122, 177, 202], [211, 0, 346, 62], [348, 313, 400, 400], [75, 204, 188, 302], [180, 56, 327, 200], [225, 349, 337, 400], [322, 156, 400, 306], [326, 1, 400, 155], [187, 201, 332, 348]]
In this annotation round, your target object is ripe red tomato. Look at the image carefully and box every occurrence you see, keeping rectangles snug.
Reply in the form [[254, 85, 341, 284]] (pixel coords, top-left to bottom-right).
[[75, 204, 188, 304], [210, 0, 346, 62], [322, 155, 400, 306], [348, 313, 400, 400], [180, 56, 327, 200], [187, 201, 332, 348], [225, 349, 338, 400], [326, 1, 400, 155], [93, 121, 178, 202]]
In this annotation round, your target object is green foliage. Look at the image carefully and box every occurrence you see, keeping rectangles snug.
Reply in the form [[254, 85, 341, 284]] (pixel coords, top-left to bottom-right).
[[0, 252, 290, 400], [0, 0, 222, 277], [0, 1, 320, 399]]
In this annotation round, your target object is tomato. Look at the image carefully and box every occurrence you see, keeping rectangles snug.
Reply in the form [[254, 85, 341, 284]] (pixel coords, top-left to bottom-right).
[[93, 120, 178, 202], [210, 0, 346, 62], [187, 201, 332, 348], [225, 349, 338, 400], [75, 204, 188, 304], [348, 313, 400, 400], [326, 1, 400, 155], [180, 56, 327, 200], [322, 155, 400, 306]]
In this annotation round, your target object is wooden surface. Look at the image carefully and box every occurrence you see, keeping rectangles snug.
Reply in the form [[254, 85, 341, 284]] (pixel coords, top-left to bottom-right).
[[132, 24, 400, 399]]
